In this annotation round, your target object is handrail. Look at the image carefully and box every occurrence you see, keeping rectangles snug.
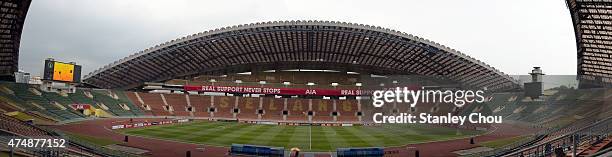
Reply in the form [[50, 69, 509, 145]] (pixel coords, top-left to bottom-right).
[[502, 117, 612, 157], [463, 116, 612, 157]]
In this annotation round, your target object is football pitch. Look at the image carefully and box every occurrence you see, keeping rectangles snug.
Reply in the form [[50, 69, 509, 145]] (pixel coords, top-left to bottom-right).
[[118, 121, 484, 151]]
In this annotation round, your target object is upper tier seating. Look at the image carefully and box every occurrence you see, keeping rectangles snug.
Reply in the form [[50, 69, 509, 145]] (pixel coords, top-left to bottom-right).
[[172, 71, 363, 89]]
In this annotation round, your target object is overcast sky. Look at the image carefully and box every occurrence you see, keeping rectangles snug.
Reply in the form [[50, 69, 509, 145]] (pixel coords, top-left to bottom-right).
[[19, 0, 576, 77]]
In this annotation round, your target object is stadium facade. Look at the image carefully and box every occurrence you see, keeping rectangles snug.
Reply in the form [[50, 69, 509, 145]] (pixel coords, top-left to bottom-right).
[[566, 0, 612, 88], [83, 21, 520, 91], [0, 0, 31, 81]]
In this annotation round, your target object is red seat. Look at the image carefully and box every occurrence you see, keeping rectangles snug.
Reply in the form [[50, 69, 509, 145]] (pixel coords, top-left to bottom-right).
[[312, 99, 334, 122], [286, 98, 308, 122], [139, 93, 171, 116], [163, 94, 190, 116], [213, 96, 235, 119], [261, 97, 283, 121], [237, 97, 259, 120], [190, 95, 211, 118], [125, 92, 152, 115]]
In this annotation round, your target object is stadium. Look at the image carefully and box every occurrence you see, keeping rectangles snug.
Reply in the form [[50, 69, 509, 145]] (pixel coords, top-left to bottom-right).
[[0, 0, 611, 157]]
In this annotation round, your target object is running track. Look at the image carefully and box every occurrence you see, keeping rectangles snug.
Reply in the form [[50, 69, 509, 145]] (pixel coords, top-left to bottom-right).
[[52, 118, 539, 157]]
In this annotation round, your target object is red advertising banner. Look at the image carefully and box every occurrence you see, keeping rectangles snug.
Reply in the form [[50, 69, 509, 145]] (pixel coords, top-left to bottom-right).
[[183, 85, 370, 96], [71, 104, 91, 110], [110, 119, 189, 130]]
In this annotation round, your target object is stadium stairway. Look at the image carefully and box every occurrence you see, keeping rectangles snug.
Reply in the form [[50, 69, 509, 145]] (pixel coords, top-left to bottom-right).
[[113, 90, 145, 116], [139, 92, 173, 116], [162, 93, 191, 117], [188, 94, 210, 118], [67, 89, 96, 105], [41, 92, 87, 118], [0, 88, 35, 111], [90, 90, 136, 116], [125, 91, 155, 116], [576, 136, 612, 156], [0, 99, 18, 112]]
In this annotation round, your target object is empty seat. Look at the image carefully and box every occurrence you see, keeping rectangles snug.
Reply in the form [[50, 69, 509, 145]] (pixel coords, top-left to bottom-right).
[[213, 96, 235, 119], [139, 93, 171, 116], [286, 98, 308, 122], [261, 97, 283, 121], [124, 92, 153, 116], [236, 97, 259, 120], [163, 94, 190, 116], [312, 99, 334, 122], [190, 95, 211, 117], [336, 99, 359, 122]]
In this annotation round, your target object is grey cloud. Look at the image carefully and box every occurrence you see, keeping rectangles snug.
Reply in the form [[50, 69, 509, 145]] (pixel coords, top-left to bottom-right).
[[18, 0, 576, 78]]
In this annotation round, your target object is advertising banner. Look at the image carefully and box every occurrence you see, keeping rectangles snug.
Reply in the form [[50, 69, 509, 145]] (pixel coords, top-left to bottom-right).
[[183, 85, 386, 96]]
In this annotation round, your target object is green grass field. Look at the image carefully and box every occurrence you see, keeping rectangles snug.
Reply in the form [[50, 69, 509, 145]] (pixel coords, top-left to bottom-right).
[[118, 121, 484, 151], [64, 132, 120, 146], [479, 135, 530, 149]]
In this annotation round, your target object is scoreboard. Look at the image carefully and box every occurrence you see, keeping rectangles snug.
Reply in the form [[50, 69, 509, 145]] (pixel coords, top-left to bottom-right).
[[43, 60, 82, 83]]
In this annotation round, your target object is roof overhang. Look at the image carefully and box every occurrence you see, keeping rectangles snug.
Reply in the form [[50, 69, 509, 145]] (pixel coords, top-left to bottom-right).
[[84, 20, 520, 91]]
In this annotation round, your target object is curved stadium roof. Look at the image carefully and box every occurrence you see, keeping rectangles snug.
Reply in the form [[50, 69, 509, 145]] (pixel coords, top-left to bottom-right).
[[566, 0, 612, 88], [0, 0, 31, 80], [84, 20, 520, 91]]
